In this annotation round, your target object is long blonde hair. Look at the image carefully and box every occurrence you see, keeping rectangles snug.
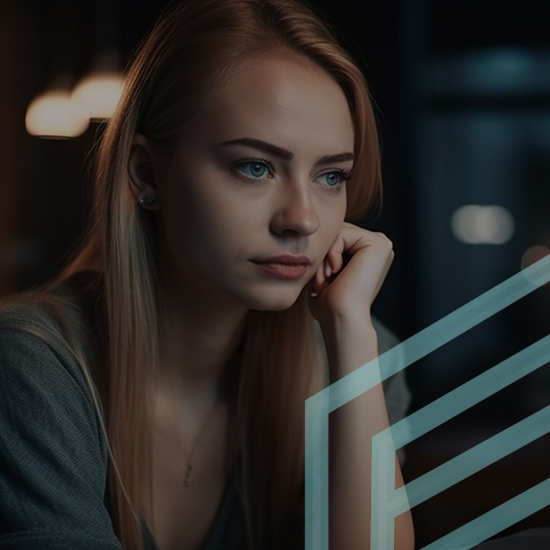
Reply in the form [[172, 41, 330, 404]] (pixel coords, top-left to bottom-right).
[[0, 0, 381, 548]]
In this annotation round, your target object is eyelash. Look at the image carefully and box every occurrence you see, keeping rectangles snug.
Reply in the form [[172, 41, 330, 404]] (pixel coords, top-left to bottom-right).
[[233, 159, 351, 192]]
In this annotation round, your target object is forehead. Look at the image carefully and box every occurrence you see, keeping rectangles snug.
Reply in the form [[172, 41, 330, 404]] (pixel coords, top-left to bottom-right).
[[185, 54, 354, 154]]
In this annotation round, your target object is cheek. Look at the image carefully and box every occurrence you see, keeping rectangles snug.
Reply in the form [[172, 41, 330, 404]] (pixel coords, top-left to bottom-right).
[[319, 199, 346, 245], [158, 184, 213, 265], [161, 168, 219, 233], [161, 187, 248, 269]]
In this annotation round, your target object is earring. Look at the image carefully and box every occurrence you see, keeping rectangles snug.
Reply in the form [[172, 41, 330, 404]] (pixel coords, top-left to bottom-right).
[[138, 195, 156, 208]]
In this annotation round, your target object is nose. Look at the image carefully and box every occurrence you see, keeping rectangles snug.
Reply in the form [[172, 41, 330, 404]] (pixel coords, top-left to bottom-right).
[[269, 180, 320, 237]]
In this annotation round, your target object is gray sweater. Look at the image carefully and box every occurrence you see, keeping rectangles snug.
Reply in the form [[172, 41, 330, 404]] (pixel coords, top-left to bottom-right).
[[0, 300, 411, 550]]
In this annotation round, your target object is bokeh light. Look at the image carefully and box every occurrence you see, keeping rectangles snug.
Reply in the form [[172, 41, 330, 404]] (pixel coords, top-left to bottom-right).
[[451, 205, 515, 244], [71, 71, 125, 121], [25, 90, 89, 139]]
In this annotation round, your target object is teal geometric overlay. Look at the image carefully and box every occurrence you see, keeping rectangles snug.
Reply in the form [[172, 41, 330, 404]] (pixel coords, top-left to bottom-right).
[[305, 254, 550, 550]]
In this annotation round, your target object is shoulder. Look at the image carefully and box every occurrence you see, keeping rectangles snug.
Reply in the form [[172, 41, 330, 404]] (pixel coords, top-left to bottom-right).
[[0, 270, 107, 392], [0, 300, 72, 382], [0, 292, 108, 460], [371, 316, 400, 353], [0, 298, 105, 445], [0, 298, 61, 330], [0, 269, 104, 335], [0, 297, 121, 547], [0, 297, 81, 387]]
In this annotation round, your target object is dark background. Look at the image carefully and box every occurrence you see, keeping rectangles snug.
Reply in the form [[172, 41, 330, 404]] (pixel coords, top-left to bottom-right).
[[1, 0, 550, 546]]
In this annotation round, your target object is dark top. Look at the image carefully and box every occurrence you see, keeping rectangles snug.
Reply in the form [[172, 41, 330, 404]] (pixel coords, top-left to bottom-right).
[[0, 295, 411, 549]]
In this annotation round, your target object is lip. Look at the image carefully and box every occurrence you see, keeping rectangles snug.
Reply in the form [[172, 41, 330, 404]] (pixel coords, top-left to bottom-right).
[[250, 254, 312, 265], [251, 261, 310, 280]]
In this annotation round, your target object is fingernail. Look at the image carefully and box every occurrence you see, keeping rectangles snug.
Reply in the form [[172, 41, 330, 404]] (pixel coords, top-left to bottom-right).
[[325, 262, 331, 278]]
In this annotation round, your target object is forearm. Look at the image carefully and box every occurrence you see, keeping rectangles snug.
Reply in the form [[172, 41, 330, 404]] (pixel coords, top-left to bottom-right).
[[321, 314, 415, 550]]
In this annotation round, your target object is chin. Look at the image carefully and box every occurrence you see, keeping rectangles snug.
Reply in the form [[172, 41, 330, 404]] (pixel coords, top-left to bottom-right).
[[245, 288, 304, 312]]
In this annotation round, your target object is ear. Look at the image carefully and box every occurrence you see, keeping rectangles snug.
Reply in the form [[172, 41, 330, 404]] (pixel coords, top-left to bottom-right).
[[127, 133, 161, 210]]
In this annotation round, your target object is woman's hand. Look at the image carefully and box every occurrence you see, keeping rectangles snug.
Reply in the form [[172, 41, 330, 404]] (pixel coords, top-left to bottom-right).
[[308, 224, 414, 550], [307, 221, 394, 327]]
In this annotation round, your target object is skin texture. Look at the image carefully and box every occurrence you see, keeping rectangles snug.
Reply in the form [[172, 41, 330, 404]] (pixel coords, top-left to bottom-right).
[[128, 54, 353, 413], [127, 53, 414, 549]]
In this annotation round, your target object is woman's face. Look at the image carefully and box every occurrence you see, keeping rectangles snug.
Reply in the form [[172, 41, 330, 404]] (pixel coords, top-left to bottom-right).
[[153, 54, 355, 312]]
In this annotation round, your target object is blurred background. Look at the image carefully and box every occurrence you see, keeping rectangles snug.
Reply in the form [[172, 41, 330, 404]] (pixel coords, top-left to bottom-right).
[[1, 0, 550, 546]]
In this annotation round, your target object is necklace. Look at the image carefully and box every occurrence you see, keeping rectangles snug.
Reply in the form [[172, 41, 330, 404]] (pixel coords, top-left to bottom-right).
[[164, 401, 220, 487]]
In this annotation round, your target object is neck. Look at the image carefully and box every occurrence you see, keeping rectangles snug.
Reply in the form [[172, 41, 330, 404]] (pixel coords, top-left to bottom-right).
[[155, 260, 249, 416]]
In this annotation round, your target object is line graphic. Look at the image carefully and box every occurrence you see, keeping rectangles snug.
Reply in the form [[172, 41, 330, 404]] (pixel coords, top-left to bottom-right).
[[305, 254, 550, 549]]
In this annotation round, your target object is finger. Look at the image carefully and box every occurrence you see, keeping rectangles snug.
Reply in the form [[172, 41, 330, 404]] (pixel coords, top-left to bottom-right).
[[315, 262, 325, 291], [324, 257, 331, 278], [325, 234, 345, 275], [309, 280, 319, 297]]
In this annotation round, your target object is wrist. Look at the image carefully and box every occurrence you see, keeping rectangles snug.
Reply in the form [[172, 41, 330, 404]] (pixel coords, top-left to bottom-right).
[[319, 310, 376, 342], [319, 313, 379, 382]]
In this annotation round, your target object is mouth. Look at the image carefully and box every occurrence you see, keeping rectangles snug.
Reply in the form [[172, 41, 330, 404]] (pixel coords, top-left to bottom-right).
[[250, 257, 311, 280], [250, 254, 312, 266]]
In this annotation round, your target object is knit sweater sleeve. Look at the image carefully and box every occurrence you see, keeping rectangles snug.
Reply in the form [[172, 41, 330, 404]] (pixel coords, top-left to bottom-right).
[[0, 305, 123, 550]]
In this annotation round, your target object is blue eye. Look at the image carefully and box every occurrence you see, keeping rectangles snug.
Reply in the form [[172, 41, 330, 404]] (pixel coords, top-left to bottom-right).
[[233, 160, 351, 191], [318, 170, 351, 189], [234, 160, 272, 180]]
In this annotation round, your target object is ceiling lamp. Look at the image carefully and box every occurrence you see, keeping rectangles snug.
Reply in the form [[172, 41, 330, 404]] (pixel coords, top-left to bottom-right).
[[25, 77, 89, 139], [71, 66, 125, 121]]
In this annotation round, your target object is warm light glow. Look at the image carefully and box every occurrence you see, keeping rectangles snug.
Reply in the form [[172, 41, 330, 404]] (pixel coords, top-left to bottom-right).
[[520, 245, 550, 285], [72, 71, 125, 120], [451, 205, 515, 244], [521, 245, 550, 270], [25, 90, 89, 138]]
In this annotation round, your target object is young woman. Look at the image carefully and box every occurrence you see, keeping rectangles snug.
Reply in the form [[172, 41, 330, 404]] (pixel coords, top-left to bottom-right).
[[0, 0, 414, 549]]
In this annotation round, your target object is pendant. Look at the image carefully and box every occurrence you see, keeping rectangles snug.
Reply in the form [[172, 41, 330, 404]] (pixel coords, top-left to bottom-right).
[[184, 462, 194, 486]]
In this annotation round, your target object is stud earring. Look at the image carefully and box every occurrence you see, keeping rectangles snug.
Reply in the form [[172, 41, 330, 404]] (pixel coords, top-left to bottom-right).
[[138, 195, 156, 208]]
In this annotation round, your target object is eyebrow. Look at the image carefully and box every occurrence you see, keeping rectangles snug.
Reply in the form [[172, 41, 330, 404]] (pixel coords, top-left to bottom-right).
[[216, 137, 355, 165]]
